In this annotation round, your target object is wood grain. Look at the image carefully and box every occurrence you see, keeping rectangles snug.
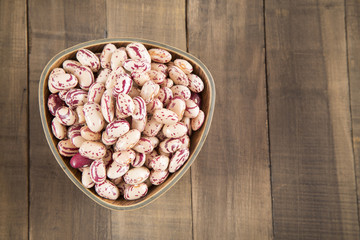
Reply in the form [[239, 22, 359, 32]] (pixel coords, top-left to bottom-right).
[[346, 0, 360, 221], [188, 0, 273, 239], [266, 0, 359, 238], [28, 0, 111, 239], [0, 0, 28, 239], [107, 0, 192, 238]]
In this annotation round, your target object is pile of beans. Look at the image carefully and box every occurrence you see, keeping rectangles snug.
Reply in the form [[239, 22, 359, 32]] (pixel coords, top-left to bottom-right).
[[47, 42, 205, 201]]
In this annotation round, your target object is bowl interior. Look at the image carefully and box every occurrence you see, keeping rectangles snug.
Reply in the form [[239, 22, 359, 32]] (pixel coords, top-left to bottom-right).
[[39, 38, 215, 210]]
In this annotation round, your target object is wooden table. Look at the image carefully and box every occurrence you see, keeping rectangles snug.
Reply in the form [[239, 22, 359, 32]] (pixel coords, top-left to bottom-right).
[[1, 0, 360, 239]]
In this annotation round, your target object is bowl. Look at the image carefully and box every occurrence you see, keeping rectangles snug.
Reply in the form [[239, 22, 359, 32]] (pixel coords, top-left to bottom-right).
[[39, 38, 215, 210]]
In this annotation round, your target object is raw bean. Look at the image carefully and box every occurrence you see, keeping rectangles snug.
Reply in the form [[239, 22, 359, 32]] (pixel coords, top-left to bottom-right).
[[128, 85, 141, 98], [112, 73, 133, 97], [80, 126, 101, 141], [153, 109, 179, 125], [111, 47, 128, 71], [131, 115, 147, 132], [65, 88, 88, 107], [88, 82, 105, 104], [115, 129, 141, 151], [158, 147, 171, 158], [123, 59, 151, 73], [143, 115, 163, 137], [171, 85, 191, 100], [149, 155, 169, 171], [76, 49, 100, 72], [68, 125, 86, 148], [100, 43, 117, 69], [57, 139, 78, 157], [83, 102, 105, 132], [106, 119, 130, 138], [123, 183, 148, 200], [75, 106, 86, 124], [191, 110, 205, 131], [151, 62, 168, 76], [140, 80, 160, 103], [101, 130, 118, 146], [181, 117, 192, 136], [63, 60, 94, 90], [95, 180, 120, 200], [126, 42, 151, 63], [132, 96, 147, 120], [107, 161, 130, 179], [50, 67, 66, 75], [131, 70, 150, 86], [48, 94, 65, 116], [113, 149, 136, 165], [133, 137, 155, 154], [159, 138, 182, 154], [146, 99, 163, 114], [132, 152, 146, 168], [178, 135, 190, 149], [90, 160, 106, 184], [145, 150, 158, 169], [167, 97, 186, 119], [168, 66, 189, 86], [162, 122, 188, 138], [96, 68, 112, 84], [184, 99, 200, 118], [48, 73, 78, 92], [58, 90, 68, 101], [70, 153, 93, 168], [174, 59, 193, 74], [148, 136, 159, 148], [116, 93, 135, 118], [187, 74, 204, 93], [79, 141, 107, 159], [147, 70, 166, 84], [148, 48, 172, 63], [101, 90, 115, 123], [161, 78, 174, 88], [123, 167, 150, 185], [82, 167, 95, 188], [150, 170, 169, 185], [51, 118, 67, 140], [190, 92, 201, 107], [55, 106, 77, 126], [168, 148, 190, 173], [105, 66, 125, 89], [156, 87, 173, 106]]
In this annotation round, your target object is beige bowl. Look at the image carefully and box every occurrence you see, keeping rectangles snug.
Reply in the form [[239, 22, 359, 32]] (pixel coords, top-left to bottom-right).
[[39, 38, 215, 210]]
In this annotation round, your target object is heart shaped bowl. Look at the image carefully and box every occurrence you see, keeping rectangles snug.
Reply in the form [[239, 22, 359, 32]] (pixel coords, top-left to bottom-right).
[[39, 38, 215, 210]]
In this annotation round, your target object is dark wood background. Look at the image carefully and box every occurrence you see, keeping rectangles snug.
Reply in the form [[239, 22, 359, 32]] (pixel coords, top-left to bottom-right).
[[1, 0, 360, 239]]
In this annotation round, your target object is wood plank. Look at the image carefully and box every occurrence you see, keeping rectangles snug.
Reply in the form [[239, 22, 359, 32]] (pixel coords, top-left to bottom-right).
[[266, 0, 359, 238], [28, 1, 111, 239], [0, 0, 28, 239], [346, 0, 360, 223], [188, 0, 273, 239], [106, 1, 192, 239]]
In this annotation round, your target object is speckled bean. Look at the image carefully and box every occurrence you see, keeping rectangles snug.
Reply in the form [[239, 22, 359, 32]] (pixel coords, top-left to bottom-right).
[[133, 137, 154, 154], [48, 94, 65, 116], [140, 80, 160, 104], [131, 70, 150, 86], [101, 90, 115, 123], [149, 170, 169, 185], [132, 96, 147, 120], [112, 73, 132, 97], [76, 49, 100, 72], [106, 119, 130, 138], [115, 129, 141, 151], [126, 42, 151, 63], [146, 98, 163, 115], [68, 124, 86, 148], [131, 115, 147, 132], [162, 122, 187, 138], [159, 138, 182, 154], [111, 47, 128, 71], [79, 141, 107, 160], [184, 99, 200, 118], [116, 93, 135, 118], [55, 106, 77, 126], [123, 59, 151, 73], [82, 167, 95, 188], [101, 130, 118, 146], [174, 59, 193, 74], [153, 108, 179, 125], [167, 96, 186, 119], [83, 102, 105, 132], [88, 82, 105, 104], [51, 118, 67, 140], [123, 167, 150, 185], [107, 161, 130, 179], [143, 115, 163, 137], [168, 66, 189, 86], [63, 60, 94, 90], [149, 155, 169, 171], [132, 152, 146, 168], [100, 43, 117, 69], [48, 73, 78, 92], [123, 183, 148, 200], [65, 88, 88, 107], [96, 68, 112, 84], [148, 48, 172, 63], [151, 62, 168, 76], [168, 148, 190, 173], [57, 139, 78, 157], [105, 66, 125, 89], [95, 180, 120, 200], [75, 106, 86, 124], [113, 149, 136, 165], [191, 110, 205, 131], [156, 87, 173, 106], [171, 85, 191, 100], [147, 70, 166, 85], [80, 125, 101, 141]]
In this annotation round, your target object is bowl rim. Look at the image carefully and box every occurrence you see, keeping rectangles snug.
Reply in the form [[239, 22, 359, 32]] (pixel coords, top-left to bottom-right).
[[38, 37, 216, 210]]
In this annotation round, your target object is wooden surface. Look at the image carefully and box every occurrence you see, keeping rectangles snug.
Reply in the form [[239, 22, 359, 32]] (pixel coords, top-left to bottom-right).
[[2, 0, 360, 239]]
